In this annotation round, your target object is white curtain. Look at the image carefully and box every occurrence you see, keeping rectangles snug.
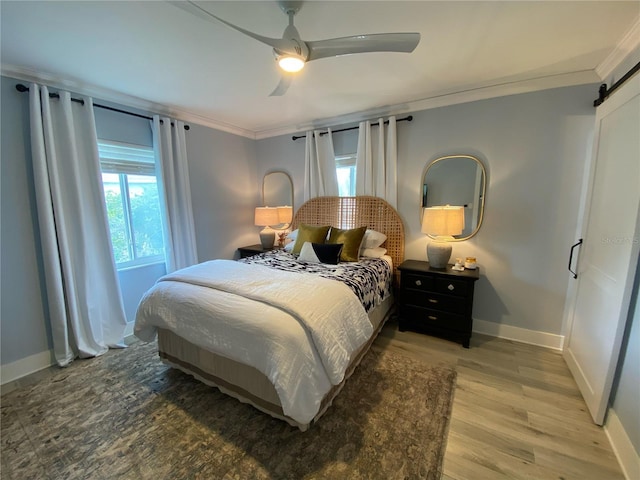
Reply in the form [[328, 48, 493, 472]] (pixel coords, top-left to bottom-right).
[[152, 116, 198, 273], [355, 116, 398, 208], [304, 129, 339, 201], [28, 84, 127, 367]]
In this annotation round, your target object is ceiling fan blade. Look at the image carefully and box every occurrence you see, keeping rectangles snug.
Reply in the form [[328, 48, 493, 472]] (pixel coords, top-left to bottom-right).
[[170, 1, 286, 50], [269, 72, 295, 97], [306, 32, 420, 61]]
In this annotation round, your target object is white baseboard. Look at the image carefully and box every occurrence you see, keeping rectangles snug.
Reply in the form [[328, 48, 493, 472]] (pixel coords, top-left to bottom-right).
[[473, 319, 565, 351], [605, 408, 640, 480], [1, 350, 55, 386], [1, 323, 138, 386]]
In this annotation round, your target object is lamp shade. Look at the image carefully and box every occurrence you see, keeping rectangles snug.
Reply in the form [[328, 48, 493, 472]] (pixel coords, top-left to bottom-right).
[[421, 206, 465, 237], [277, 205, 293, 224], [254, 207, 280, 227]]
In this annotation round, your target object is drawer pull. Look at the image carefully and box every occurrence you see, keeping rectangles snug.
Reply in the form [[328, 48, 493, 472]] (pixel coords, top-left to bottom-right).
[[448, 284, 455, 291], [428, 298, 438, 304], [428, 315, 438, 320], [415, 280, 422, 286]]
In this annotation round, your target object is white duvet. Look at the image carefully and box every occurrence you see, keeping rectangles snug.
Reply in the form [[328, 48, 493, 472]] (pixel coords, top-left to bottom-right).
[[134, 259, 373, 424]]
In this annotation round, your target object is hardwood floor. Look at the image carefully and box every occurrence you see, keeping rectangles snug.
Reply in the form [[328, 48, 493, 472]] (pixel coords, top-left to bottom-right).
[[375, 321, 625, 480]]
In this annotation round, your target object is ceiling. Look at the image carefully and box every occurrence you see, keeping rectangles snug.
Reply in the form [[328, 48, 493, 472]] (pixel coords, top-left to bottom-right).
[[2, 1, 639, 139]]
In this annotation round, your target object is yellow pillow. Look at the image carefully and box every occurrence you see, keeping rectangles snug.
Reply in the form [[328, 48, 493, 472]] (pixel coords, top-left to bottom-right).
[[292, 224, 331, 255], [328, 226, 367, 262]]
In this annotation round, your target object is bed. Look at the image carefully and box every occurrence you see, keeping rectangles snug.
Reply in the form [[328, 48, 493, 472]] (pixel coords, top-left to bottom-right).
[[134, 196, 405, 430]]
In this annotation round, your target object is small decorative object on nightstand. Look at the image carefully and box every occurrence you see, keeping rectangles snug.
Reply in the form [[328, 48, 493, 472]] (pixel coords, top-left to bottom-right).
[[237, 244, 275, 259], [398, 259, 479, 348]]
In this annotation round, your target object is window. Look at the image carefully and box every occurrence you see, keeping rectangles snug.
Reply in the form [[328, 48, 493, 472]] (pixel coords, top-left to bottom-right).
[[336, 154, 356, 197], [99, 141, 165, 269]]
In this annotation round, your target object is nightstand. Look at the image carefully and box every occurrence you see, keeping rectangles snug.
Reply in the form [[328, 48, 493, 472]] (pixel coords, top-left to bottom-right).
[[237, 244, 276, 258], [397, 259, 479, 348]]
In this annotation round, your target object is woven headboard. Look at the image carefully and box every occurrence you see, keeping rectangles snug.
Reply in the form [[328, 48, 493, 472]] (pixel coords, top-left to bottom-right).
[[292, 196, 405, 285]]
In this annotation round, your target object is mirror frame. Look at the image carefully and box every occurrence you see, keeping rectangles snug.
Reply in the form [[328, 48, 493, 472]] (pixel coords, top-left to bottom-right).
[[262, 170, 293, 222], [420, 154, 486, 241]]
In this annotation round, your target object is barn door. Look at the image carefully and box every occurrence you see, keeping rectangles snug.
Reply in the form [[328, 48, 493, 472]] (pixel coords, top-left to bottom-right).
[[563, 73, 640, 425]]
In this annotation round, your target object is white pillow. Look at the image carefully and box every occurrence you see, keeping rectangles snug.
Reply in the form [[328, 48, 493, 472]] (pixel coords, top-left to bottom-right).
[[361, 247, 387, 258], [284, 241, 294, 252], [361, 229, 386, 249]]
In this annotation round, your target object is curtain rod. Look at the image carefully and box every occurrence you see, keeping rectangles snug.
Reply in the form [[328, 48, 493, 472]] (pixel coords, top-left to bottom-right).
[[593, 61, 640, 107], [15, 83, 190, 130], [291, 115, 413, 141]]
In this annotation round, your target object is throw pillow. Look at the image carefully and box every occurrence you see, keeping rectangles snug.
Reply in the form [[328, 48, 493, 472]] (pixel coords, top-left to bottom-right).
[[291, 224, 331, 255], [298, 242, 343, 265], [328, 226, 367, 262]]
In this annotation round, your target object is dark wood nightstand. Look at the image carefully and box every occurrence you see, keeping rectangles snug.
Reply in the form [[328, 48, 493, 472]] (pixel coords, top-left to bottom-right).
[[397, 259, 479, 348], [237, 244, 276, 258]]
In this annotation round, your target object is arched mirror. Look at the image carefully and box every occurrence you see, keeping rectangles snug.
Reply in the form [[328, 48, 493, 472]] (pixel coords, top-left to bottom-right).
[[263, 171, 293, 228], [421, 155, 486, 240]]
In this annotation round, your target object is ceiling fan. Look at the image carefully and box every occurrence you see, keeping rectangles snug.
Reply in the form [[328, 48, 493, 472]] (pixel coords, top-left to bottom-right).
[[170, 1, 420, 96]]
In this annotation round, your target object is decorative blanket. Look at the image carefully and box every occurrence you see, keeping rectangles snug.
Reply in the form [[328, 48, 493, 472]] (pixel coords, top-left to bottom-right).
[[239, 249, 393, 312], [134, 259, 374, 423]]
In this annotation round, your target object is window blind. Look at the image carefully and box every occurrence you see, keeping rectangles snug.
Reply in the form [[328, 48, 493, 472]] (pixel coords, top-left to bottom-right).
[[98, 140, 155, 175]]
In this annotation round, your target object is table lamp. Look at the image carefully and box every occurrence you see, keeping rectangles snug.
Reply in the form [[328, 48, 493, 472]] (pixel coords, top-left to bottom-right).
[[255, 207, 280, 249], [277, 205, 293, 226], [275, 205, 294, 247], [421, 206, 464, 268]]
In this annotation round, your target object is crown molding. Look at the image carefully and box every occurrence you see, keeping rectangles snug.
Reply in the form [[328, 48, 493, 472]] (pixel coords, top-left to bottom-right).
[[253, 69, 600, 140], [595, 17, 640, 81], [1, 64, 257, 140], [3, 63, 599, 142]]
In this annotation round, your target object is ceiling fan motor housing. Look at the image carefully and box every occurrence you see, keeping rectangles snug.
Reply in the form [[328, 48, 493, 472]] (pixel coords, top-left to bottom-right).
[[279, 1, 303, 16]]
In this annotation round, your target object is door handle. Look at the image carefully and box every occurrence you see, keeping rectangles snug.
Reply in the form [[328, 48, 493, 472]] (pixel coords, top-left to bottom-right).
[[568, 238, 583, 279]]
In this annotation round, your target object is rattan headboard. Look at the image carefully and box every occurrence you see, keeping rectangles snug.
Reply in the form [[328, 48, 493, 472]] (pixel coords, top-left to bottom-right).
[[292, 196, 405, 285]]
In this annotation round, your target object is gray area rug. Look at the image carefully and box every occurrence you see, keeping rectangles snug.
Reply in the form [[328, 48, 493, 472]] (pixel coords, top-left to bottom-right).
[[1, 341, 456, 480]]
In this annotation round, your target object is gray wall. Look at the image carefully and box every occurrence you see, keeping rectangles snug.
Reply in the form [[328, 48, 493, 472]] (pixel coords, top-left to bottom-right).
[[186, 123, 258, 261], [1, 76, 53, 364]]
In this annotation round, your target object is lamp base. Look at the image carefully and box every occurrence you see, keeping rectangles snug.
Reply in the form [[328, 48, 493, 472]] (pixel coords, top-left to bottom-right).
[[259, 227, 275, 249], [427, 241, 452, 269]]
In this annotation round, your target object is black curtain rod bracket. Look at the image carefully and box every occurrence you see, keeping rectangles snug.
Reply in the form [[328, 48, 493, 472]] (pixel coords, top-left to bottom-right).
[[292, 115, 413, 141], [15, 83, 189, 130]]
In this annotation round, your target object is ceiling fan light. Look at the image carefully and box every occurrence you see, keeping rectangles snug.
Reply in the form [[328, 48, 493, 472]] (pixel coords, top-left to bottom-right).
[[278, 55, 305, 73]]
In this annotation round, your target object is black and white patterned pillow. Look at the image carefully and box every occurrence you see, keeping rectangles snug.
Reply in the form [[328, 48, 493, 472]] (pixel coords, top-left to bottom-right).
[[299, 242, 343, 265]]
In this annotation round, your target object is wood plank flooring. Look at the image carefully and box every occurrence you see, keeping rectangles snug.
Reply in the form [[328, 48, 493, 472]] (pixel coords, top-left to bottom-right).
[[2, 321, 625, 479], [375, 320, 625, 480]]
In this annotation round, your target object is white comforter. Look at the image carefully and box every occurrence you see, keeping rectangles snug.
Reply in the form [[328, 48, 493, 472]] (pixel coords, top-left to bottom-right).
[[134, 259, 373, 424]]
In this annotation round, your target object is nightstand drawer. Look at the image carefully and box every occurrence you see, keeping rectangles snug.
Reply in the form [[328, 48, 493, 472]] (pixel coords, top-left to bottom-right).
[[402, 290, 468, 315], [435, 278, 469, 296], [402, 305, 467, 331], [402, 273, 435, 292]]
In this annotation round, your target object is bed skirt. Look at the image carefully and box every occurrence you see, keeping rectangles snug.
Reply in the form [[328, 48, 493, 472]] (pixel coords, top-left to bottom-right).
[[157, 294, 394, 431]]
